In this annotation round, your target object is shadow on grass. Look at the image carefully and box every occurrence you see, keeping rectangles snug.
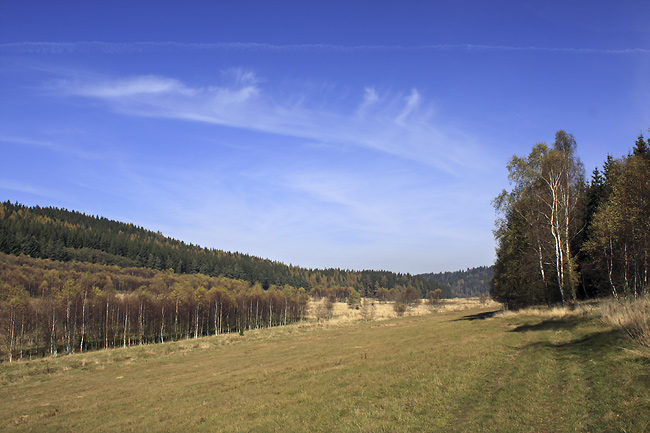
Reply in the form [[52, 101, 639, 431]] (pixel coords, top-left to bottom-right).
[[516, 326, 650, 432], [454, 310, 499, 321], [518, 326, 625, 361], [513, 316, 650, 365], [510, 317, 584, 333]]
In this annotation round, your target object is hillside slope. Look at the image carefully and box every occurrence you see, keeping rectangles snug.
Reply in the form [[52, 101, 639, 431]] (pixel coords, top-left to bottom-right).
[[0, 201, 447, 298]]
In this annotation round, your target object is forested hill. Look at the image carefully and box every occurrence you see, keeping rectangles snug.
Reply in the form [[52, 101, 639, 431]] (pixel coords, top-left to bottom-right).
[[419, 266, 493, 297], [0, 201, 448, 298]]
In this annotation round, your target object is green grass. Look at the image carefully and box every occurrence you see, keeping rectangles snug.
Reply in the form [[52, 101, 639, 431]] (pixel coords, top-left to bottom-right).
[[1, 306, 649, 432]]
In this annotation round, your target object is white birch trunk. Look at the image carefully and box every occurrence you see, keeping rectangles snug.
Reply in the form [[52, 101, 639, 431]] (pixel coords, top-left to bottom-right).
[[66, 301, 71, 354], [138, 302, 144, 345], [174, 299, 179, 340], [8, 310, 15, 362], [19, 314, 25, 360], [607, 238, 619, 300], [537, 242, 549, 305], [160, 306, 165, 343], [214, 299, 219, 335], [50, 305, 57, 356], [194, 304, 199, 339], [123, 307, 128, 348], [80, 290, 86, 353], [105, 301, 110, 350]]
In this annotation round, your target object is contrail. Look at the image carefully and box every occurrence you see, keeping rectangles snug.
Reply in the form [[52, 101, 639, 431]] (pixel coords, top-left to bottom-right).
[[1, 41, 649, 55]]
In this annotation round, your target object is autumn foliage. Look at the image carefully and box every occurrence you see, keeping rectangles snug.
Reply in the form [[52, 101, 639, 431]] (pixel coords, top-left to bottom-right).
[[491, 130, 650, 308], [0, 253, 308, 362]]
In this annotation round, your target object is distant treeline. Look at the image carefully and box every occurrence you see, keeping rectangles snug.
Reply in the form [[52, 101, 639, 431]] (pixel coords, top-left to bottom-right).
[[420, 266, 493, 297], [0, 252, 311, 361], [0, 201, 447, 299], [0, 202, 452, 362]]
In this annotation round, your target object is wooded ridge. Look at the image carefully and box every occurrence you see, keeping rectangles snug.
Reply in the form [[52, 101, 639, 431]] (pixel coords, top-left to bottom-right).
[[0, 201, 449, 362], [420, 266, 493, 297], [0, 201, 447, 298]]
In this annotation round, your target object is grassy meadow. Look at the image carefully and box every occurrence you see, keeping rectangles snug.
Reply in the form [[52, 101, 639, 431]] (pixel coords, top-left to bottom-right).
[[1, 299, 649, 432]]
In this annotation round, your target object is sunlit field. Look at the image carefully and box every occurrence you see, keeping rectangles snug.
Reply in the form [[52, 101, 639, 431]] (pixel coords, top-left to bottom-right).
[[306, 297, 500, 325], [1, 298, 649, 432]]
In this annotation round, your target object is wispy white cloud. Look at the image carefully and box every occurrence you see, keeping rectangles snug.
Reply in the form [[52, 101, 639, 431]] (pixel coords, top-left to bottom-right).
[[54, 72, 490, 174], [395, 88, 421, 124], [69, 75, 196, 98], [356, 87, 379, 115], [19, 69, 500, 272], [1, 70, 499, 271], [3, 41, 650, 55]]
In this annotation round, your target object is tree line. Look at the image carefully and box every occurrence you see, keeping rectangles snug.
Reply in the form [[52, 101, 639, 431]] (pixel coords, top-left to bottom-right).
[[0, 252, 309, 362], [420, 266, 493, 297], [0, 201, 446, 299], [0, 252, 449, 362], [0, 202, 450, 362], [491, 129, 650, 308]]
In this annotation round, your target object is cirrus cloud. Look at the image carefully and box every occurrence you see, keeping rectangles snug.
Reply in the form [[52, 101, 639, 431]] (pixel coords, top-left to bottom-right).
[[54, 71, 492, 175]]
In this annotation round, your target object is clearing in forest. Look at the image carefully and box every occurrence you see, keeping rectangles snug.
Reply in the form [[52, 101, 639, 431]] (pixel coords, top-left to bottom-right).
[[1, 302, 649, 432]]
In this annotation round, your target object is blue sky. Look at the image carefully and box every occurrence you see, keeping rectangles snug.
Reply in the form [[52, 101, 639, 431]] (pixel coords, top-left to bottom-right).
[[1, 1, 649, 274]]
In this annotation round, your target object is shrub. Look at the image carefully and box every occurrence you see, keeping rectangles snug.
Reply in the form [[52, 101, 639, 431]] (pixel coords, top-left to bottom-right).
[[400, 287, 421, 306], [427, 289, 442, 306], [315, 297, 335, 322], [347, 289, 361, 309], [393, 302, 407, 316], [360, 299, 376, 321]]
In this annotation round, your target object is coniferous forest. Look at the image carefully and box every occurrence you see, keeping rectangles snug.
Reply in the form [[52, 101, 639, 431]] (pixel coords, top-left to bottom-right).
[[491, 129, 650, 309], [0, 201, 448, 361], [419, 266, 493, 297]]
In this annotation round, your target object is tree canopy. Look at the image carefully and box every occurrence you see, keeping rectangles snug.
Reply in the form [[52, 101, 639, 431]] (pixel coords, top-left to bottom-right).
[[491, 129, 650, 308]]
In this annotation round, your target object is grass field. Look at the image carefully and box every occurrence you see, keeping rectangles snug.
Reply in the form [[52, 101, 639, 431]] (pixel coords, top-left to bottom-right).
[[1, 299, 649, 432]]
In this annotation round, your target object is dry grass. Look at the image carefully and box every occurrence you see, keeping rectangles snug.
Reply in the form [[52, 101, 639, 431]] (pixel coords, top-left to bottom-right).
[[2, 300, 650, 432], [495, 302, 598, 320], [600, 295, 650, 348], [305, 297, 500, 326], [434, 297, 501, 312], [494, 297, 650, 354]]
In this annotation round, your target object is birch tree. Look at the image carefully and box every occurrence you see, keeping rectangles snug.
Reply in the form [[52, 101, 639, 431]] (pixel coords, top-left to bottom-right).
[[492, 131, 584, 307]]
